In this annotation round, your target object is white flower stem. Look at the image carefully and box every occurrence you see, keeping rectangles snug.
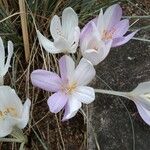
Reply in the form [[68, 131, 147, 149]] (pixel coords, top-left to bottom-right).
[[0, 76, 4, 85], [94, 89, 129, 98]]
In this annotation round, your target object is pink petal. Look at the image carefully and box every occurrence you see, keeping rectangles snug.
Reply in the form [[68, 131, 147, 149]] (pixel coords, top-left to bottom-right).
[[104, 4, 122, 30], [59, 55, 75, 82], [80, 21, 99, 55], [113, 19, 129, 38], [47, 91, 68, 113], [31, 69, 62, 92], [135, 102, 150, 126], [62, 95, 81, 121], [112, 31, 138, 47]]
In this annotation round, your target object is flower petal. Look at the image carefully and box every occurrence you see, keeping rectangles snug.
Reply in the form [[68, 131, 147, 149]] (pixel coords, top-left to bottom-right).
[[0, 117, 16, 137], [0, 37, 5, 68], [62, 7, 78, 44], [73, 86, 95, 104], [0, 86, 22, 115], [62, 95, 81, 121], [16, 99, 31, 129], [112, 31, 138, 47], [71, 26, 80, 53], [54, 38, 72, 53], [80, 21, 100, 53], [83, 40, 112, 65], [50, 15, 63, 40], [1, 41, 13, 76], [132, 81, 150, 95], [31, 69, 62, 92], [73, 58, 96, 86], [113, 19, 129, 38], [97, 9, 104, 38], [135, 101, 150, 126], [80, 21, 94, 51], [47, 91, 68, 113], [59, 55, 75, 82], [104, 4, 122, 30], [37, 30, 62, 54]]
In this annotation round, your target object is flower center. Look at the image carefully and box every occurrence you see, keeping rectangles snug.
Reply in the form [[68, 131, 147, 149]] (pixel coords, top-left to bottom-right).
[[0, 107, 17, 119], [62, 82, 77, 94], [102, 28, 116, 40]]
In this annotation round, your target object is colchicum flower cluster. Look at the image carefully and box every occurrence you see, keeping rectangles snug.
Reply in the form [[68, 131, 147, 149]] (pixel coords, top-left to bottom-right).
[[31, 3, 150, 125], [1, 3, 150, 148]]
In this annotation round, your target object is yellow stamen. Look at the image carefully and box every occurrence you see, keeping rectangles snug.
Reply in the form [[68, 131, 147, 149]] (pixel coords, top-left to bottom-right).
[[62, 82, 77, 94], [102, 28, 116, 40], [0, 107, 17, 119]]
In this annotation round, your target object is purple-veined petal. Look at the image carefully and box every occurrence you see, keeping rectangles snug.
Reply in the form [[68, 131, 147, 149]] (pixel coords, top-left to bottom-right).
[[59, 55, 75, 82], [31, 69, 62, 92], [135, 101, 150, 126], [37, 30, 62, 54], [73, 86, 95, 104], [62, 95, 81, 121], [104, 4, 122, 30], [50, 15, 63, 40], [62, 7, 78, 44], [112, 19, 129, 38], [80, 21, 94, 52], [80, 21, 99, 54], [73, 58, 96, 86], [112, 31, 138, 47], [47, 91, 68, 113]]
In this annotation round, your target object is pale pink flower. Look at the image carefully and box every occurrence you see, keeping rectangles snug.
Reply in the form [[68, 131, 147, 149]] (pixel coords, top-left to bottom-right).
[[31, 55, 95, 121], [80, 4, 138, 65]]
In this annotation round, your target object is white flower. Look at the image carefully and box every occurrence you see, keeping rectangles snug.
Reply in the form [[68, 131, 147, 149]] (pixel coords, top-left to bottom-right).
[[0, 37, 13, 85], [0, 86, 31, 137], [37, 7, 80, 54]]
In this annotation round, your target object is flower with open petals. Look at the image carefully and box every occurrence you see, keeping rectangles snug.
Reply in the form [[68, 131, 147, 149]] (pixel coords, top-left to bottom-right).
[[31, 55, 95, 121], [0, 86, 31, 137], [95, 81, 150, 126], [37, 7, 80, 54], [0, 37, 13, 85], [80, 21, 112, 65], [81, 4, 137, 48]]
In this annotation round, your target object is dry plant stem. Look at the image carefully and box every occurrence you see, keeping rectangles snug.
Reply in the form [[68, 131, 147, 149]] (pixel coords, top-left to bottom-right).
[[0, 138, 22, 143], [19, 0, 30, 62], [55, 114, 65, 150]]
